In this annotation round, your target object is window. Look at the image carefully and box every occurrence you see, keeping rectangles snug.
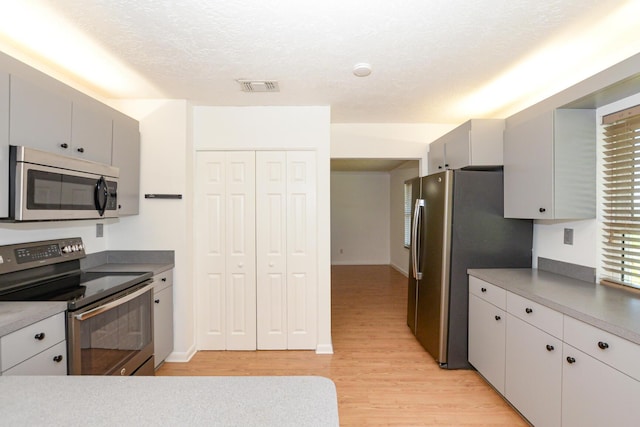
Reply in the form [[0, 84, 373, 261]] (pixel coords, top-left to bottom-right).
[[404, 181, 412, 248], [601, 105, 640, 289]]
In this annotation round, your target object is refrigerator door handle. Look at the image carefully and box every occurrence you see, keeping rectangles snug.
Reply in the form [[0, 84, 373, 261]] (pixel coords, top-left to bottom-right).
[[412, 199, 425, 280]]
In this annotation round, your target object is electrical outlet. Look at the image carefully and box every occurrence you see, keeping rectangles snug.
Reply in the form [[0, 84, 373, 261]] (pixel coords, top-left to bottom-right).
[[564, 228, 574, 245], [96, 223, 104, 238]]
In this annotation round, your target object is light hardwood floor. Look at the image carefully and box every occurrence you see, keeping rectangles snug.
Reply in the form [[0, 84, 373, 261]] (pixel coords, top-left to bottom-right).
[[157, 265, 526, 426]]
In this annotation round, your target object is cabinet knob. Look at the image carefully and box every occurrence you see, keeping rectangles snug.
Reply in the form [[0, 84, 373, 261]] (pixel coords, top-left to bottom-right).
[[444, 164, 449, 168], [120, 367, 127, 376], [438, 165, 443, 169], [53, 355, 63, 363], [161, 277, 167, 282], [539, 207, 546, 213], [34, 332, 45, 341], [154, 299, 160, 304], [77, 147, 85, 153], [598, 341, 609, 350], [525, 307, 533, 314], [546, 344, 554, 351], [60, 143, 69, 149], [566, 356, 576, 364], [494, 315, 501, 321], [481, 287, 487, 293]]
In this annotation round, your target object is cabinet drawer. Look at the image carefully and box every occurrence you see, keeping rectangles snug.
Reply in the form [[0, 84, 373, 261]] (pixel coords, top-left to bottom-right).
[[153, 270, 173, 293], [564, 315, 640, 382], [507, 292, 563, 339], [2, 340, 67, 376], [0, 312, 66, 371], [469, 276, 506, 309]]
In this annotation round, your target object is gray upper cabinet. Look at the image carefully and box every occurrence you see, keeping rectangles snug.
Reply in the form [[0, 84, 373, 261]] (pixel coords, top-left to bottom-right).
[[112, 112, 141, 216], [0, 71, 8, 218], [504, 109, 595, 219], [71, 97, 113, 164], [9, 75, 73, 155], [428, 119, 504, 174]]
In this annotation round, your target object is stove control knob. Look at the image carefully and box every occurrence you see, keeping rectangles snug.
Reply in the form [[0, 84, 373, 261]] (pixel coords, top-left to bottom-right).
[[62, 246, 71, 253], [73, 245, 79, 252], [78, 244, 84, 251]]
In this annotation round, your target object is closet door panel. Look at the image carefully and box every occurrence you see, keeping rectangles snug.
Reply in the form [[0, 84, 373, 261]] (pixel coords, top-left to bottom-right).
[[287, 151, 317, 349], [195, 153, 227, 349], [225, 152, 256, 350], [256, 152, 288, 349]]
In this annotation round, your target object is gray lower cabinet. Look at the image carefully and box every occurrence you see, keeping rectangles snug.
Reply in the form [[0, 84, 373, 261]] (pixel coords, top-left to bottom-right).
[[0, 312, 67, 376], [503, 108, 596, 219], [112, 112, 141, 216], [153, 270, 174, 369]]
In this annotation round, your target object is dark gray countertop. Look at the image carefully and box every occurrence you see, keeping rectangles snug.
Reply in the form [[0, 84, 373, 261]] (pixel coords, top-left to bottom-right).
[[0, 375, 339, 426], [86, 262, 173, 275], [0, 302, 67, 337], [468, 268, 640, 344]]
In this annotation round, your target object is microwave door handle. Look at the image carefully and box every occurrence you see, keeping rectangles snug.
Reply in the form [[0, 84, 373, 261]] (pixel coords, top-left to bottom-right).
[[74, 284, 153, 321], [94, 176, 108, 216]]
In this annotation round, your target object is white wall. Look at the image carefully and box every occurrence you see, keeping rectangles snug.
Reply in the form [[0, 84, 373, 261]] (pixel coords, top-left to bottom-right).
[[0, 221, 109, 252], [532, 91, 640, 277], [331, 123, 456, 176], [331, 171, 390, 265], [192, 106, 333, 354], [107, 99, 195, 362], [389, 161, 419, 275]]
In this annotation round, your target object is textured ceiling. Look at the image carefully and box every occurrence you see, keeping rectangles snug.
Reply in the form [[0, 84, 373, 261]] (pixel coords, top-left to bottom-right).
[[9, 0, 639, 123]]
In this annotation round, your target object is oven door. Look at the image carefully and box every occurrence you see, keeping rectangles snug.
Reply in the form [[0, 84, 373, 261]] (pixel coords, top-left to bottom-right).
[[67, 282, 154, 376]]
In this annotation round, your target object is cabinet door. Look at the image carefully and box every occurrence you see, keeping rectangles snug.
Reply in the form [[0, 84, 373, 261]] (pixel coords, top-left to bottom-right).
[[2, 341, 67, 376], [153, 285, 174, 367], [112, 114, 140, 215], [562, 343, 640, 427], [468, 293, 506, 394], [0, 71, 9, 218], [505, 314, 562, 427], [71, 99, 113, 164], [9, 75, 72, 155], [441, 125, 470, 170], [256, 151, 288, 349], [428, 139, 446, 174], [503, 111, 554, 219]]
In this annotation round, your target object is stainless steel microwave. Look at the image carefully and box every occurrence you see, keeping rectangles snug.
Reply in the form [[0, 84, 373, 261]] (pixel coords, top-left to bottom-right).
[[8, 145, 119, 221]]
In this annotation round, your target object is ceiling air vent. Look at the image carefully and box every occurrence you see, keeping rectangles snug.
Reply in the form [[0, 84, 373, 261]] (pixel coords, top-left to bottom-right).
[[237, 80, 280, 93]]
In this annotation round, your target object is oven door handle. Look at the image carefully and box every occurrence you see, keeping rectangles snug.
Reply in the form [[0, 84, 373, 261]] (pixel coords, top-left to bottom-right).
[[74, 283, 153, 321]]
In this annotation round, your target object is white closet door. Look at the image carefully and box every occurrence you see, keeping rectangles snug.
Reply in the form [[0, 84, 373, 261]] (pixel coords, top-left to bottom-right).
[[196, 151, 256, 350], [256, 152, 288, 349], [286, 151, 317, 349], [195, 152, 227, 349]]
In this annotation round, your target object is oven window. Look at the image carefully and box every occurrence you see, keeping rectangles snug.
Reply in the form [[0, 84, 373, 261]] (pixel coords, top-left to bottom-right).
[[77, 291, 152, 375]]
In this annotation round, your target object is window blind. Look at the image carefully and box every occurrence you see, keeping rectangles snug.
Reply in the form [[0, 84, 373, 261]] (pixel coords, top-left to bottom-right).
[[602, 105, 640, 288], [404, 182, 412, 247]]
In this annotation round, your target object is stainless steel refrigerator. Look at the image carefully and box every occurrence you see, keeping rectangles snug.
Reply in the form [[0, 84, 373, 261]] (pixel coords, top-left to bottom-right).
[[407, 169, 532, 369]]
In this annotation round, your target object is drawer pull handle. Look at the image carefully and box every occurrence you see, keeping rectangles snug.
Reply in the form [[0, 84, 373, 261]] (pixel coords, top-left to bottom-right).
[[34, 332, 45, 340], [566, 356, 576, 364], [546, 344, 554, 351], [525, 307, 533, 314], [494, 315, 501, 321], [155, 299, 160, 304], [481, 287, 487, 293], [53, 355, 63, 363], [598, 341, 609, 350]]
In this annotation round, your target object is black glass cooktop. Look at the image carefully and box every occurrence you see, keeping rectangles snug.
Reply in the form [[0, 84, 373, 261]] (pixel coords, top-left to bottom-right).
[[0, 270, 152, 311]]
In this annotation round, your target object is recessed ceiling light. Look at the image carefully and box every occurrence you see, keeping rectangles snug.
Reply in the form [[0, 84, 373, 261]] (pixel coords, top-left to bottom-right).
[[352, 63, 372, 77]]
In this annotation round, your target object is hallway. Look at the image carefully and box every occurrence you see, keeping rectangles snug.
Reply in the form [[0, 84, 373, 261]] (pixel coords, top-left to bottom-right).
[[158, 265, 525, 426]]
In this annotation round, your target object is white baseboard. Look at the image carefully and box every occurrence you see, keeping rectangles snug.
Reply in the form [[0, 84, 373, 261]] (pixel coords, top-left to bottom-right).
[[331, 260, 390, 266], [315, 343, 334, 354], [390, 262, 409, 277], [165, 343, 197, 363]]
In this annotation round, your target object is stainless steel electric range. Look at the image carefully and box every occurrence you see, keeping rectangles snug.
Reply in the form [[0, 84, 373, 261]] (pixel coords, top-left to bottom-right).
[[0, 238, 154, 375]]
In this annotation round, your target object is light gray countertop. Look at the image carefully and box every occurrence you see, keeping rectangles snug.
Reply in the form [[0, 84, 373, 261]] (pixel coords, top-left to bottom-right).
[[468, 268, 640, 344], [0, 302, 67, 337], [0, 375, 339, 427]]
